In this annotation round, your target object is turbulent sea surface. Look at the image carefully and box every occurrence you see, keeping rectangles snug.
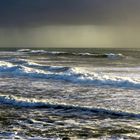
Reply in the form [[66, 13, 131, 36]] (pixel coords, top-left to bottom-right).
[[0, 48, 140, 140]]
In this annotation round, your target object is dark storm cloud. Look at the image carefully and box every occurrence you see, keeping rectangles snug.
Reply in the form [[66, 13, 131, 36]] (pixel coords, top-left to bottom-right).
[[0, 0, 140, 27]]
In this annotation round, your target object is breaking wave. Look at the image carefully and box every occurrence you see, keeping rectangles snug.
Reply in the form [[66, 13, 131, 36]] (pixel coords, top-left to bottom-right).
[[0, 60, 140, 89], [17, 49, 124, 58], [0, 94, 140, 119]]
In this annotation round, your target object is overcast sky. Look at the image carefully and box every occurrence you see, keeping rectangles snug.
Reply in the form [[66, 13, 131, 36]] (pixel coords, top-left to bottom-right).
[[0, 0, 140, 48]]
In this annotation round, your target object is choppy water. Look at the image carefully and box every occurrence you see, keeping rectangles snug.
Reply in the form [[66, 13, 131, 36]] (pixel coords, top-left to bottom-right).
[[0, 48, 140, 140]]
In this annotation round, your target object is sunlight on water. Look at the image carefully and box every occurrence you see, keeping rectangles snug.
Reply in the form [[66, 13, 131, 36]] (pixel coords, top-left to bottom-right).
[[0, 48, 140, 139]]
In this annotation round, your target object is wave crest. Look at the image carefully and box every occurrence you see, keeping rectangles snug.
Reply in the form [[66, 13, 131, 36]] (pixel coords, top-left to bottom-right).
[[17, 49, 124, 58], [0, 61, 140, 89], [0, 94, 140, 118]]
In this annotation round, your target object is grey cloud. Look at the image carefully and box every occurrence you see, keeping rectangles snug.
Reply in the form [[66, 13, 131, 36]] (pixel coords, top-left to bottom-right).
[[0, 0, 140, 27]]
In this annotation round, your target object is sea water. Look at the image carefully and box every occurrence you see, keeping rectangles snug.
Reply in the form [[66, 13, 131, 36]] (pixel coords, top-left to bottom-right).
[[0, 48, 140, 139]]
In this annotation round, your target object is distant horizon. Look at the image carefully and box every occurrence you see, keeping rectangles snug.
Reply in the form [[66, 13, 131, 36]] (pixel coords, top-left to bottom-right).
[[0, 47, 140, 49]]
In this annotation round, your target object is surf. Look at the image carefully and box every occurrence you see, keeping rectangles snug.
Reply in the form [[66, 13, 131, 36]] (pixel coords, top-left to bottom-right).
[[0, 60, 140, 89], [17, 49, 124, 59], [0, 94, 140, 119]]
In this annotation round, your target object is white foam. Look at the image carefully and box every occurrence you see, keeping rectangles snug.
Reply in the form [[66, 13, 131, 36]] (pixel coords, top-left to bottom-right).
[[16, 49, 125, 60], [30, 50, 47, 53], [0, 94, 47, 107], [0, 61, 14, 68], [68, 67, 140, 88], [30, 50, 67, 55], [106, 53, 124, 59], [17, 49, 31, 52], [0, 94, 140, 119], [46, 51, 67, 54], [24, 60, 69, 71], [0, 61, 140, 89], [0, 61, 16, 72]]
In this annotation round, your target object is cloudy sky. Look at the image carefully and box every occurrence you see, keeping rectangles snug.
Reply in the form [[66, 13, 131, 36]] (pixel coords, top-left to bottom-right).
[[0, 0, 140, 48]]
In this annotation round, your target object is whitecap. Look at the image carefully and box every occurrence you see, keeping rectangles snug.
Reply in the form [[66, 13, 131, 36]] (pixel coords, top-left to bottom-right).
[[17, 49, 31, 52], [0, 94, 140, 118], [106, 53, 124, 59], [0, 61, 140, 89]]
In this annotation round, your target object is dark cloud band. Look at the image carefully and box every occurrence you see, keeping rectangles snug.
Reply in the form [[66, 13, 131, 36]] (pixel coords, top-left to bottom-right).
[[0, 0, 140, 27]]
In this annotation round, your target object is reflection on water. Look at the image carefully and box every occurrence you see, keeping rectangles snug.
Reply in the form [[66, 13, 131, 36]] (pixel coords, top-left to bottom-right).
[[0, 48, 140, 139]]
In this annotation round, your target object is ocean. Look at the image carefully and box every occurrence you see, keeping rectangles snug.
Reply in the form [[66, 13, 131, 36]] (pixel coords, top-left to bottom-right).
[[0, 48, 140, 140]]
